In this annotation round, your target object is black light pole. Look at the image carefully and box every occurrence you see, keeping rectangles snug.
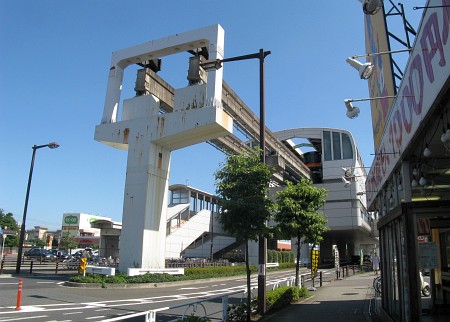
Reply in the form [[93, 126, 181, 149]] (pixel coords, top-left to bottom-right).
[[201, 49, 271, 313], [16, 142, 60, 273], [257, 48, 269, 315]]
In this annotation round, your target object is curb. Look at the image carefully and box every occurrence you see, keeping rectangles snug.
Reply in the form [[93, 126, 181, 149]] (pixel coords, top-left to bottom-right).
[[63, 274, 254, 289]]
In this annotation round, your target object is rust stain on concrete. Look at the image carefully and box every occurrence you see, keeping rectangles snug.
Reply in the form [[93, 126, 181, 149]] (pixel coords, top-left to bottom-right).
[[123, 128, 130, 144]]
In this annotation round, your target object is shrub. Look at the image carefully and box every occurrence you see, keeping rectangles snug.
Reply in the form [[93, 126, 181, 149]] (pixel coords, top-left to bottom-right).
[[126, 273, 184, 284], [68, 265, 260, 284], [227, 299, 257, 322], [278, 262, 297, 269], [266, 286, 299, 311], [267, 250, 294, 264], [298, 286, 309, 298], [69, 274, 105, 283], [176, 314, 210, 322], [184, 266, 256, 279], [104, 275, 128, 284]]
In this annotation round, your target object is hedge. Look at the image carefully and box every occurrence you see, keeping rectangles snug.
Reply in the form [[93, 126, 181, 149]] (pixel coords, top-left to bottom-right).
[[267, 250, 295, 263]]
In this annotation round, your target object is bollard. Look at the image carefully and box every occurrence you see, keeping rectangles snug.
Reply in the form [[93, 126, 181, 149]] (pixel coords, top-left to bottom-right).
[[320, 271, 323, 287], [55, 260, 59, 274], [222, 294, 229, 322], [15, 278, 23, 310], [346, 265, 349, 277], [29, 261, 33, 274], [0, 255, 4, 274]]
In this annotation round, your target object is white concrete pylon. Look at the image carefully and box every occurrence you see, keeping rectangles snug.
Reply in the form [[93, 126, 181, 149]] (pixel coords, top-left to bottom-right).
[[94, 25, 233, 273]]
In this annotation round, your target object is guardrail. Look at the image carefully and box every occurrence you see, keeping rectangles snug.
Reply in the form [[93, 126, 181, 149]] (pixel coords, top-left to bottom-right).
[[0, 254, 124, 275], [103, 289, 243, 322], [0, 255, 79, 274], [101, 274, 320, 322]]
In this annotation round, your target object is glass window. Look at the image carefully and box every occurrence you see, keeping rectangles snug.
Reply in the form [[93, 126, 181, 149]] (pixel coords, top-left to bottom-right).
[[190, 196, 195, 211], [180, 190, 188, 203], [332, 132, 342, 160], [342, 133, 353, 159], [172, 189, 189, 204], [323, 131, 332, 161]]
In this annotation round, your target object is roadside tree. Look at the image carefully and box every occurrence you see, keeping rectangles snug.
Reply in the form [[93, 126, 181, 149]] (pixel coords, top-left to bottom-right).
[[60, 232, 78, 253], [215, 148, 273, 321], [0, 209, 19, 247], [274, 179, 328, 287]]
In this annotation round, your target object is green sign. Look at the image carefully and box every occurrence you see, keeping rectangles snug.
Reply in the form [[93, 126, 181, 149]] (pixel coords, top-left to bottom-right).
[[64, 215, 78, 225]]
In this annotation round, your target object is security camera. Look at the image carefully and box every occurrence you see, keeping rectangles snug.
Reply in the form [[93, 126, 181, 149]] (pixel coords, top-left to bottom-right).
[[361, 0, 383, 15]]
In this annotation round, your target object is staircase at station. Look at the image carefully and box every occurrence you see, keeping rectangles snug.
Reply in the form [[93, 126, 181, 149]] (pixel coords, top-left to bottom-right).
[[166, 203, 238, 259]]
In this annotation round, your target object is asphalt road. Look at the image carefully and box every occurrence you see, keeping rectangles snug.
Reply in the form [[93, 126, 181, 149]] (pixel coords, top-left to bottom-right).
[[0, 268, 334, 321]]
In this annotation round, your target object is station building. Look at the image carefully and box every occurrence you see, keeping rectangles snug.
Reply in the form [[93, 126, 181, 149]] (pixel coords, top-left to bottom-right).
[[84, 127, 377, 267]]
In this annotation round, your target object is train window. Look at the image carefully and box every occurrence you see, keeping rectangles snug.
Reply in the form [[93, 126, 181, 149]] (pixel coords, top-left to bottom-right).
[[342, 133, 353, 159], [323, 131, 332, 161], [323, 131, 353, 161], [332, 132, 342, 160]]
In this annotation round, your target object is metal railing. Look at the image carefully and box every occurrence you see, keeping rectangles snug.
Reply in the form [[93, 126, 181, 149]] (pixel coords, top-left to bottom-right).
[[101, 274, 318, 322]]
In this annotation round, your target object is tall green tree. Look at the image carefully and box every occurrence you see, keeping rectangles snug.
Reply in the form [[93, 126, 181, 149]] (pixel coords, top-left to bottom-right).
[[215, 148, 273, 321], [60, 232, 78, 252], [274, 179, 328, 287], [0, 209, 20, 247]]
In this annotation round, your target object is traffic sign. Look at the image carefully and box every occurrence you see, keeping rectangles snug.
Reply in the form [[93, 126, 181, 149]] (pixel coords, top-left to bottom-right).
[[2, 230, 17, 235]]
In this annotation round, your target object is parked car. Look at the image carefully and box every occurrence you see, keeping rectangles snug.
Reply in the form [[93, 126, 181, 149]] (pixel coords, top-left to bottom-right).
[[50, 249, 70, 260], [24, 248, 56, 261], [350, 255, 371, 265]]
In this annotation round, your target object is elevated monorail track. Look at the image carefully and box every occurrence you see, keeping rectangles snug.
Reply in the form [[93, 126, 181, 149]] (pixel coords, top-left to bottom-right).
[[145, 68, 311, 184]]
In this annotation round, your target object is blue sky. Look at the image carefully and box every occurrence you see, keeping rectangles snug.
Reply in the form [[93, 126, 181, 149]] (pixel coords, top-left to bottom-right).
[[0, 1, 424, 230]]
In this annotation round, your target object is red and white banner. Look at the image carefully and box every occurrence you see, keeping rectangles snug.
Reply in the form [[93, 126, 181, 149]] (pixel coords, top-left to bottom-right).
[[367, 1, 450, 207]]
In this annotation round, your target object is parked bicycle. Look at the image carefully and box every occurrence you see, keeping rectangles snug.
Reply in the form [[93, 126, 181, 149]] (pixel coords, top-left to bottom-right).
[[63, 258, 79, 270], [373, 275, 382, 294]]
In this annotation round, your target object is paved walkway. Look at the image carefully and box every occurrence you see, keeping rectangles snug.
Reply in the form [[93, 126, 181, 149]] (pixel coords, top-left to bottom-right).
[[259, 272, 381, 322]]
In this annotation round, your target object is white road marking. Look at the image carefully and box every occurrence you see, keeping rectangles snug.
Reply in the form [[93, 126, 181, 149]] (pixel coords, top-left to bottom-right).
[[0, 272, 297, 318], [0, 315, 48, 321], [63, 312, 82, 315], [86, 316, 106, 320], [15, 306, 46, 312], [178, 286, 209, 290]]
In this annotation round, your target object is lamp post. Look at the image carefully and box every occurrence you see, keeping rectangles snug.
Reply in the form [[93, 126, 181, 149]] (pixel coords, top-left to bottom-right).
[[201, 48, 271, 313], [16, 142, 60, 273], [344, 96, 398, 119]]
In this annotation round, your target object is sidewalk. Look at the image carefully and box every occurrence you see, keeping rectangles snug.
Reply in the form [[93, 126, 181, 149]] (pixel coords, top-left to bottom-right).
[[259, 272, 381, 322]]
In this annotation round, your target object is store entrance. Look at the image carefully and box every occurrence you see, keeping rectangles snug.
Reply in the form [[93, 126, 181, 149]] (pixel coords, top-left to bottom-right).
[[417, 213, 450, 318]]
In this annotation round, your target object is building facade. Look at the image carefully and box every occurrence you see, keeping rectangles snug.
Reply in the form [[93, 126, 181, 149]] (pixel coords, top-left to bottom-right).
[[274, 128, 378, 265], [358, 2, 450, 320], [61, 213, 111, 248]]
